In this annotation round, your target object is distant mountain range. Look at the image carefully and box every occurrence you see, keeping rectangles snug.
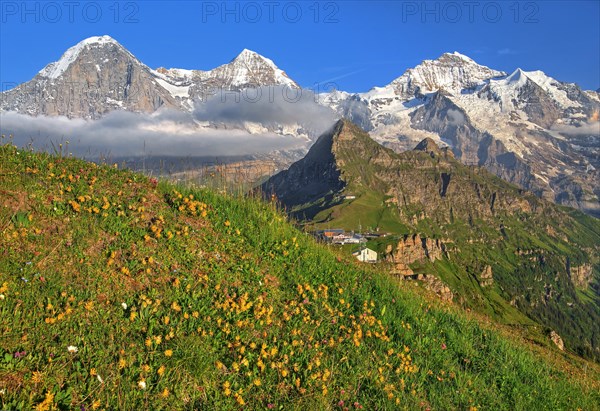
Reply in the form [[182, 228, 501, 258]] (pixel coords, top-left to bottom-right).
[[320, 53, 600, 217], [0, 36, 297, 118], [1, 35, 599, 216], [261, 119, 600, 361]]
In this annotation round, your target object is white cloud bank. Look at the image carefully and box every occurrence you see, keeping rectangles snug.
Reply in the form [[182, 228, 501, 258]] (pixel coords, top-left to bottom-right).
[[0, 86, 339, 159]]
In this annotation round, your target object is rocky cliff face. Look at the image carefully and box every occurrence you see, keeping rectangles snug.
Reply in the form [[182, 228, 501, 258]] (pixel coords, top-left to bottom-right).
[[568, 263, 594, 288], [264, 119, 545, 224], [385, 234, 447, 276], [1, 36, 181, 119], [409, 91, 542, 196], [260, 120, 395, 219], [259, 121, 346, 218]]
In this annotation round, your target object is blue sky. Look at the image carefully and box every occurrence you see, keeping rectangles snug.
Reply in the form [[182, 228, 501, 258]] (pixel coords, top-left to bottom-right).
[[1, 1, 599, 92]]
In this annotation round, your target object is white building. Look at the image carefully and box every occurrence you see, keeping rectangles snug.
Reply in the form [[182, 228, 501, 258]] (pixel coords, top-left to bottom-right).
[[353, 248, 378, 263]]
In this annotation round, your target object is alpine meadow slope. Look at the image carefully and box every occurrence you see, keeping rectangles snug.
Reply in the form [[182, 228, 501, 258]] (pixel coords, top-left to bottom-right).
[[1, 142, 599, 410]]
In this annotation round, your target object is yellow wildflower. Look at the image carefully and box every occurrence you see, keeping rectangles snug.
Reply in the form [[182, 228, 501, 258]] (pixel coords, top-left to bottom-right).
[[31, 371, 43, 384], [34, 391, 54, 411]]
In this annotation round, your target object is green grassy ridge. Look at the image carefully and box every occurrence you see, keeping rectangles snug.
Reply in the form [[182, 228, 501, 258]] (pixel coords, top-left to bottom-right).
[[1, 144, 599, 410]]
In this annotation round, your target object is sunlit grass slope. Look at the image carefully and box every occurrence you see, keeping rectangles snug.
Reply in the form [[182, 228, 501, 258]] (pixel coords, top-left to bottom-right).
[[1, 144, 599, 410]]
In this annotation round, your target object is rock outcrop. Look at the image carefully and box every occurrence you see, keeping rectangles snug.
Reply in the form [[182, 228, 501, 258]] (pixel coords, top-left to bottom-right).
[[419, 274, 454, 302], [549, 330, 565, 351], [385, 234, 446, 272], [568, 263, 593, 288], [479, 265, 494, 287]]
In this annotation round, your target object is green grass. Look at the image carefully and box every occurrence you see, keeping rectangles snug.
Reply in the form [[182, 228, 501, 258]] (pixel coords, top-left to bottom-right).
[[312, 191, 411, 235], [1, 143, 599, 410]]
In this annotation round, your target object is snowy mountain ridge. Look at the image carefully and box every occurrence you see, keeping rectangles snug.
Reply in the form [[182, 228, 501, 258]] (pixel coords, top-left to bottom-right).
[[2, 36, 301, 119], [318, 52, 599, 216]]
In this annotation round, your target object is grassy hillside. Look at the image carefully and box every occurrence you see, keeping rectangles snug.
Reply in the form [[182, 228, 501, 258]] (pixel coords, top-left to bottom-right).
[[1, 143, 599, 410], [265, 120, 600, 362]]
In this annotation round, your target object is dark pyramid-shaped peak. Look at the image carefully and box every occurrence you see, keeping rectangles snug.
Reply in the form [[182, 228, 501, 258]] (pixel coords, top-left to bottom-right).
[[329, 119, 395, 159], [259, 119, 394, 218], [414, 137, 455, 159], [414, 137, 443, 154], [304, 119, 385, 162]]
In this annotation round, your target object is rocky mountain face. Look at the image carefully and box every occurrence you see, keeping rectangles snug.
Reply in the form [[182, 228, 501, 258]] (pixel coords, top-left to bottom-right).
[[260, 119, 396, 219], [154, 48, 298, 106], [319, 53, 600, 217], [389, 52, 506, 98], [0, 36, 299, 119], [257, 120, 345, 215], [264, 119, 541, 222], [0, 36, 182, 119], [409, 91, 541, 196], [385, 234, 447, 275], [262, 119, 600, 361]]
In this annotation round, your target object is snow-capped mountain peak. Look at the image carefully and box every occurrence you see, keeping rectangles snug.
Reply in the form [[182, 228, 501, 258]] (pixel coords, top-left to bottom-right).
[[221, 49, 298, 88], [8, 36, 303, 119], [488, 68, 580, 109], [38, 35, 126, 79], [80, 34, 119, 45], [387, 52, 506, 97], [317, 52, 599, 216], [505, 68, 527, 83], [442, 51, 476, 63], [233, 48, 262, 60]]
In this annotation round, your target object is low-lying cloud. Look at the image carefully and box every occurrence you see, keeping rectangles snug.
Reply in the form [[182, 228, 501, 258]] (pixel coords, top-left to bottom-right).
[[447, 109, 466, 126], [193, 86, 338, 136], [0, 88, 338, 159], [551, 120, 600, 137]]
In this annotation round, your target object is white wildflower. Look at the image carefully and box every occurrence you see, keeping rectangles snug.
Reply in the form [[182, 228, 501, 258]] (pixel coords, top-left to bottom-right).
[[138, 380, 146, 390], [67, 345, 78, 353], [121, 302, 128, 310]]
